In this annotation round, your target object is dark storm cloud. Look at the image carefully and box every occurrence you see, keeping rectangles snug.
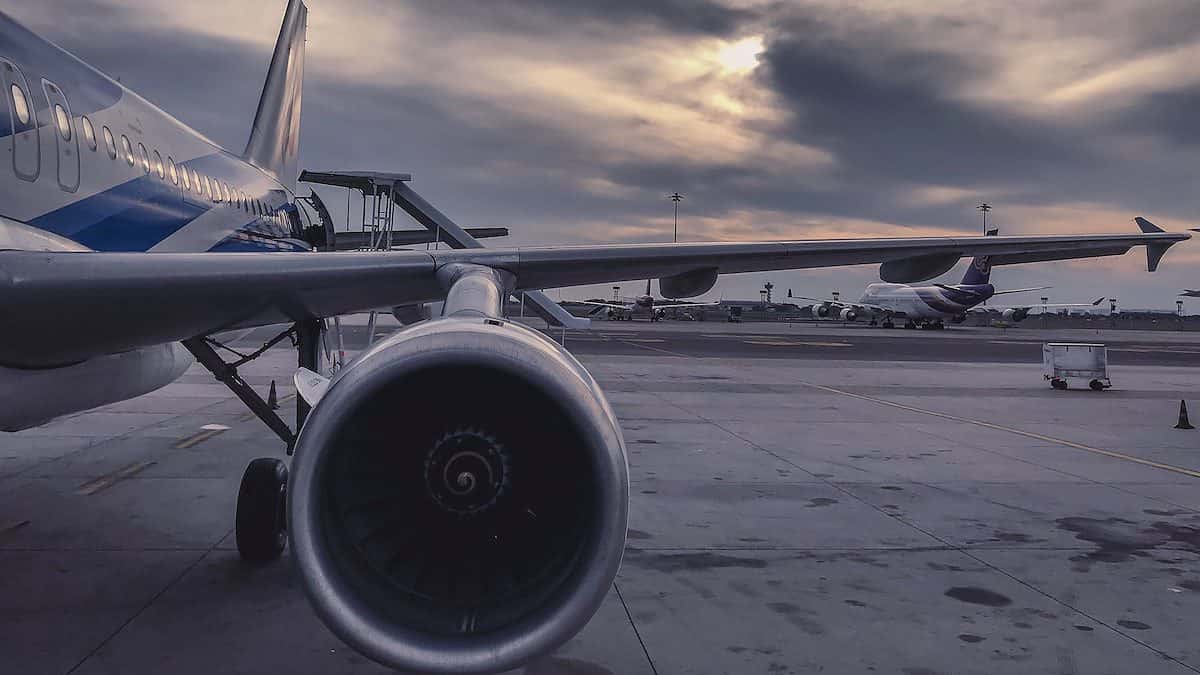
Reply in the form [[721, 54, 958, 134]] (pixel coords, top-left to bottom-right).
[[760, 27, 1084, 188], [406, 0, 755, 37], [1111, 89, 1200, 148]]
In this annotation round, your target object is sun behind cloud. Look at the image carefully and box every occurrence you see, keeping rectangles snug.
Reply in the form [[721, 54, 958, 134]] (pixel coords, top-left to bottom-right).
[[715, 35, 764, 74]]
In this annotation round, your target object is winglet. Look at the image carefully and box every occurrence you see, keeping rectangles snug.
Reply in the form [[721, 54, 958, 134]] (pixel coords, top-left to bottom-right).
[[1135, 217, 1164, 233], [1135, 217, 1172, 272]]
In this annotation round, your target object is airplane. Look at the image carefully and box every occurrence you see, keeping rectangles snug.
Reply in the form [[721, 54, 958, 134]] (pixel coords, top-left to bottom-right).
[[1180, 290, 1200, 298], [799, 228, 1112, 329], [0, 2, 1188, 673], [579, 279, 720, 321]]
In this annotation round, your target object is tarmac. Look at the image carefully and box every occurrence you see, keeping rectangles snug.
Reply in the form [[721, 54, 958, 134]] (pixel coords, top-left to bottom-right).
[[4, 315, 1200, 674]]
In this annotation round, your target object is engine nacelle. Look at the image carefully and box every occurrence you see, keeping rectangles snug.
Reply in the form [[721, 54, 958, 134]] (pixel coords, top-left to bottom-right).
[[839, 308, 857, 322], [812, 304, 831, 319], [289, 318, 629, 674], [1001, 308, 1030, 322]]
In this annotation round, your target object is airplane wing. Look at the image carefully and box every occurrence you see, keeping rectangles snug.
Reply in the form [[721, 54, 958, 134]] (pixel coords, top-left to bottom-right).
[[0, 228, 1185, 367], [974, 297, 1107, 312], [577, 300, 633, 310], [989, 285, 1053, 296], [656, 301, 721, 309], [1180, 290, 1200, 298], [795, 296, 891, 314]]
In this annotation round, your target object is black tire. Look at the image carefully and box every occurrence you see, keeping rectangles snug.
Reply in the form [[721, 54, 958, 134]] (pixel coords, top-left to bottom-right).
[[236, 458, 288, 562], [1051, 379, 1068, 390], [1089, 380, 1105, 391]]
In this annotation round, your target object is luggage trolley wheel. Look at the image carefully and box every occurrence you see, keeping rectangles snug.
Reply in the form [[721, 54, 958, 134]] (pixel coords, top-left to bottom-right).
[[236, 458, 289, 562], [1051, 378, 1068, 390]]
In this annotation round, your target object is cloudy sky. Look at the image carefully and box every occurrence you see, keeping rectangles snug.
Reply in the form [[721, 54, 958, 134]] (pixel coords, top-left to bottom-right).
[[13, 0, 1199, 307]]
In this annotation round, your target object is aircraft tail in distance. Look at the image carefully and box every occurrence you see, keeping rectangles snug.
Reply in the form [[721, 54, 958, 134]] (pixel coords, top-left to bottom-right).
[[243, 0, 307, 189], [960, 226, 999, 285]]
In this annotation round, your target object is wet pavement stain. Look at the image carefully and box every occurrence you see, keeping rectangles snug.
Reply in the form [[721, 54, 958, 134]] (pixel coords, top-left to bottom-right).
[[766, 601, 826, 636], [1145, 509, 1190, 517], [523, 657, 614, 675], [992, 531, 1040, 543], [624, 550, 768, 573], [957, 634, 984, 643], [1117, 619, 1151, 630], [844, 599, 868, 607], [1057, 516, 1200, 569], [806, 497, 838, 508], [880, 485, 905, 491], [944, 586, 1013, 607], [1074, 625, 1094, 631], [626, 528, 652, 540], [634, 439, 658, 444]]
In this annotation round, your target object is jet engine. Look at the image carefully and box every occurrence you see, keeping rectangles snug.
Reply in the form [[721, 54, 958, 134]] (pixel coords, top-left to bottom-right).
[[811, 304, 831, 319], [1001, 308, 1030, 322], [288, 317, 629, 674], [839, 308, 858, 322]]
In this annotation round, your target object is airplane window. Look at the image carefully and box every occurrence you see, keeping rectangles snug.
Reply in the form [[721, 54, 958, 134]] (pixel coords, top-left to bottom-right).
[[204, 176, 213, 200], [152, 150, 164, 179], [102, 126, 117, 159], [81, 116, 96, 150], [10, 84, 29, 125], [53, 104, 71, 140], [137, 143, 150, 173], [192, 169, 202, 194], [221, 182, 230, 204], [167, 157, 178, 184], [180, 163, 190, 190], [213, 179, 223, 202], [121, 135, 134, 166]]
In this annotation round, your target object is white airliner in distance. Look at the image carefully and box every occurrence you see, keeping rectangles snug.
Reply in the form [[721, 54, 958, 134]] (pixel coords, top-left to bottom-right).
[[800, 228, 1110, 329], [0, 1, 1188, 672], [580, 279, 719, 320]]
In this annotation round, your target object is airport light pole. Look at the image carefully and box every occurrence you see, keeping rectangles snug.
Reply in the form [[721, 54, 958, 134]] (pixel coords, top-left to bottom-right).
[[1041, 296, 1048, 328], [669, 192, 684, 243], [764, 282, 774, 304], [977, 203, 992, 234], [1109, 298, 1118, 329]]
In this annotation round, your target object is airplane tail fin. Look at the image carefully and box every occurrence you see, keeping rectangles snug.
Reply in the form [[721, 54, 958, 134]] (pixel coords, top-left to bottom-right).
[[960, 226, 998, 285], [243, 0, 307, 190]]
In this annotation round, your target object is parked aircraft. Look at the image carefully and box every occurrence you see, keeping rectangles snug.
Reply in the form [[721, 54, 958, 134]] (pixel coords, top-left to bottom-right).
[[0, 2, 1187, 672], [801, 229, 1112, 329], [580, 280, 719, 320]]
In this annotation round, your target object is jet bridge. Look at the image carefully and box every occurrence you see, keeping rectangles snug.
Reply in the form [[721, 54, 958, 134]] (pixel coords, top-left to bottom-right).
[[299, 170, 590, 329]]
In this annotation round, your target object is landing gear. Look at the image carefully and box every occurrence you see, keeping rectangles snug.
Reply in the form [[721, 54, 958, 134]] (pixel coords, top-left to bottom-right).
[[236, 458, 288, 562], [903, 320, 916, 330]]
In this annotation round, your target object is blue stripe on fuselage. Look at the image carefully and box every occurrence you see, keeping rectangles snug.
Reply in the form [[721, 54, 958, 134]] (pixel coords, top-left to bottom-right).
[[30, 152, 302, 252]]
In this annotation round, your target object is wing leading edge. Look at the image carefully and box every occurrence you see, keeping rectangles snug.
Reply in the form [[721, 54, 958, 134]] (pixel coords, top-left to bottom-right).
[[0, 228, 1186, 367]]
